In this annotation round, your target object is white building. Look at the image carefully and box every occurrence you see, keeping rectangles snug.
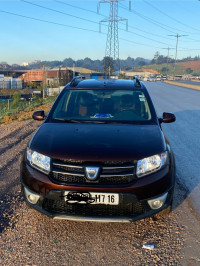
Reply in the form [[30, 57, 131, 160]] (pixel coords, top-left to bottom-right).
[[0, 76, 22, 89], [120, 71, 156, 78]]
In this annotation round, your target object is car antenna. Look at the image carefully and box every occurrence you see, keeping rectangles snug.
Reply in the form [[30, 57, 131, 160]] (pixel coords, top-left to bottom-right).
[[133, 76, 141, 87]]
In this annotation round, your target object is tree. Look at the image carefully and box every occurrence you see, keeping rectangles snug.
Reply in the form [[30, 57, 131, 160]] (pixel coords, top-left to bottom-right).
[[138, 61, 146, 67], [58, 67, 62, 86], [161, 67, 169, 74], [186, 68, 193, 74], [62, 58, 74, 67], [62, 70, 73, 86], [122, 66, 132, 71], [103, 56, 114, 76], [194, 56, 200, 61], [151, 51, 160, 64]]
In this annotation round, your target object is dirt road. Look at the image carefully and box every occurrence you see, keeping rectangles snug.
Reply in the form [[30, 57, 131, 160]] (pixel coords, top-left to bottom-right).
[[0, 119, 200, 265]]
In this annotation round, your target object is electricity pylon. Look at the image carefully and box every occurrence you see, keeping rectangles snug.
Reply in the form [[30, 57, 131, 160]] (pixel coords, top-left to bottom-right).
[[98, 0, 129, 72]]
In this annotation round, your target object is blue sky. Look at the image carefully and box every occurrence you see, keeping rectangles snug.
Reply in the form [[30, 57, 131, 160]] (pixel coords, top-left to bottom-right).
[[0, 0, 200, 64]]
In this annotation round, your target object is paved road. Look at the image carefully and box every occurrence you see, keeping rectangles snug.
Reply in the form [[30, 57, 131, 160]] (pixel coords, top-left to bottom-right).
[[145, 81, 200, 197], [0, 83, 200, 265]]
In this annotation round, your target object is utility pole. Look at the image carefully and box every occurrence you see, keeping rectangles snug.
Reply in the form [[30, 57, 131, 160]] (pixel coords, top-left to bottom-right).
[[42, 64, 46, 99], [73, 63, 75, 78], [98, 0, 128, 72], [168, 34, 188, 78], [162, 47, 174, 66]]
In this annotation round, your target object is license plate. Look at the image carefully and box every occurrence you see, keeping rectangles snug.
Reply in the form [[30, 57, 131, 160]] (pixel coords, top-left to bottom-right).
[[63, 191, 119, 205]]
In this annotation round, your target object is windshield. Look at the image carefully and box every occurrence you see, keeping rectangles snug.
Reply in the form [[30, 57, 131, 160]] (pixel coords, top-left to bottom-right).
[[51, 89, 154, 124]]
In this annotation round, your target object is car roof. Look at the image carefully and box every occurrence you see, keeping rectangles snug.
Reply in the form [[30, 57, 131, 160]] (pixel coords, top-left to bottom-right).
[[65, 78, 146, 90]]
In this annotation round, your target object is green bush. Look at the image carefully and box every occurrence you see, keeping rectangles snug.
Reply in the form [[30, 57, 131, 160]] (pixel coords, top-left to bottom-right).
[[12, 92, 21, 108]]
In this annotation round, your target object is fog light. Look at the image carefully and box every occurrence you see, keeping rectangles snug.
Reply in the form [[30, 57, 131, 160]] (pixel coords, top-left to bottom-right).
[[147, 193, 168, 210], [24, 187, 40, 204]]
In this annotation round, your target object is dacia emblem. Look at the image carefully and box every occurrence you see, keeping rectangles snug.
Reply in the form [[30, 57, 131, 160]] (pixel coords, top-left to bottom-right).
[[85, 167, 100, 180]]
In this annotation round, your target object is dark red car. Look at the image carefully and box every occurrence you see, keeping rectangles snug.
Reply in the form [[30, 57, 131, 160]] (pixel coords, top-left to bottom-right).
[[20, 77, 176, 222]]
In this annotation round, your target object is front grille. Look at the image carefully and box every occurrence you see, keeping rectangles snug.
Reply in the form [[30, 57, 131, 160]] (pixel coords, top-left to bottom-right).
[[43, 199, 145, 217], [54, 159, 132, 166], [50, 159, 136, 185]]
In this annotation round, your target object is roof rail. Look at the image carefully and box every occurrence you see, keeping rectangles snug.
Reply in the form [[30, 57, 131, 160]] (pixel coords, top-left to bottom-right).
[[133, 76, 141, 87], [69, 76, 86, 87]]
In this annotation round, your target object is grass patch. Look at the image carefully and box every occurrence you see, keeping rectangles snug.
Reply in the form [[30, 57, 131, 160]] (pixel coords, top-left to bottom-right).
[[0, 96, 56, 125]]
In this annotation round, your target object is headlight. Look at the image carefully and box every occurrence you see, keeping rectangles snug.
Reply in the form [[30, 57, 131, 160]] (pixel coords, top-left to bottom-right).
[[27, 148, 50, 173], [136, 152, 168, 178]]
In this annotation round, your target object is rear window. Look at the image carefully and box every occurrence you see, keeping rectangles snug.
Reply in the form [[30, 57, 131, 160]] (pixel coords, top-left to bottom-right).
[[51, 89, 154, 123]]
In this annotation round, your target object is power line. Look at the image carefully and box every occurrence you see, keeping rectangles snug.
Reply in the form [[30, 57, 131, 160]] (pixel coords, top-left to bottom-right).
[[0, 8, 198, 54], [142, 0, 200, 33], [54, 0, 174, 42], [119, 2, 189, 34], [22, 0, 172, 47], [179, 48, 200, 51], [56, 0, 178, 43], [54, 0, 173, 46], [55, 0, 200, 43], [23, 0, 168, 46], [0, 8, 161, 50], [127, 24, 173, 41], [54, 0, 105, 17], [0, 9, 103, 33], [21, 0, 101, 26], [0, 8, 158, 50], [182, 37, 200, 43], [119, 37, 161, 49], [118, 27, 171, 46]]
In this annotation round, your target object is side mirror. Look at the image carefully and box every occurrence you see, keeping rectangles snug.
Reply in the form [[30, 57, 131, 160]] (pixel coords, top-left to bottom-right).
[[32, 110, 45, 121], [159, 112, 176, 123]]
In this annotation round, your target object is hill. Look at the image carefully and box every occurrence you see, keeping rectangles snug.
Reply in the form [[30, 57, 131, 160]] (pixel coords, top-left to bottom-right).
[[136, 68, 160, 75], [177, 61, 200, 70], [137, 63, 200, 75]]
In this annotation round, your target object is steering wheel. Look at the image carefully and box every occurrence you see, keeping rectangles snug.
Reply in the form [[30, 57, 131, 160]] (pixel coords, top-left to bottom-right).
[[115, 109, 142, 120], [115, 109, 136, 115]]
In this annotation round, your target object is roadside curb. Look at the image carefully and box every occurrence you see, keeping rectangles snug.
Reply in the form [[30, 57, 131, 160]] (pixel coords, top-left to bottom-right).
[[164, 80, 200, 91]]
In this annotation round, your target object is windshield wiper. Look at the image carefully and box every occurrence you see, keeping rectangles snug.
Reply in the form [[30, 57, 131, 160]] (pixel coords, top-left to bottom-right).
[[53, 118, 81, 123], [53, 118, 143, 124], [80, 120, 108, 124]]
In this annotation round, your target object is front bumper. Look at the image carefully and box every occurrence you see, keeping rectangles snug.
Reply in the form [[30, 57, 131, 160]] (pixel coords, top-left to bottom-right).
[[22, 185, 174, 222], [20, 156, 175, 222]]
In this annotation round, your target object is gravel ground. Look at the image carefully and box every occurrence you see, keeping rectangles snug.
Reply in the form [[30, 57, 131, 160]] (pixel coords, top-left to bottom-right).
[[0, 119, 200, 265]]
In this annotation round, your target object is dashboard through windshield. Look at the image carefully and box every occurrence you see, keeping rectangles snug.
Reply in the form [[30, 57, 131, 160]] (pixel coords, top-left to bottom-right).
[[51, 89, 155, 124]]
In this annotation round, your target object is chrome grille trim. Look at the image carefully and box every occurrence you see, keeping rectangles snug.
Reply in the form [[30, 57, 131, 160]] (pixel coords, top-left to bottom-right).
[[53, 170, 85, 177], [103, 166, 134, 170], [100, 174, 133, 178], [53, 163, 83, 169]]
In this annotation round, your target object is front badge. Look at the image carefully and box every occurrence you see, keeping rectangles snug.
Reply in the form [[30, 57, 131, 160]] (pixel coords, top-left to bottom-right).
[[85, 167, 100, 181]]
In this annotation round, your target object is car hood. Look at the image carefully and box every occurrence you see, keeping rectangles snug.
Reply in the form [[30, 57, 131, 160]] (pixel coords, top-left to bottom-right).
[[30, 122, 166, 161]]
